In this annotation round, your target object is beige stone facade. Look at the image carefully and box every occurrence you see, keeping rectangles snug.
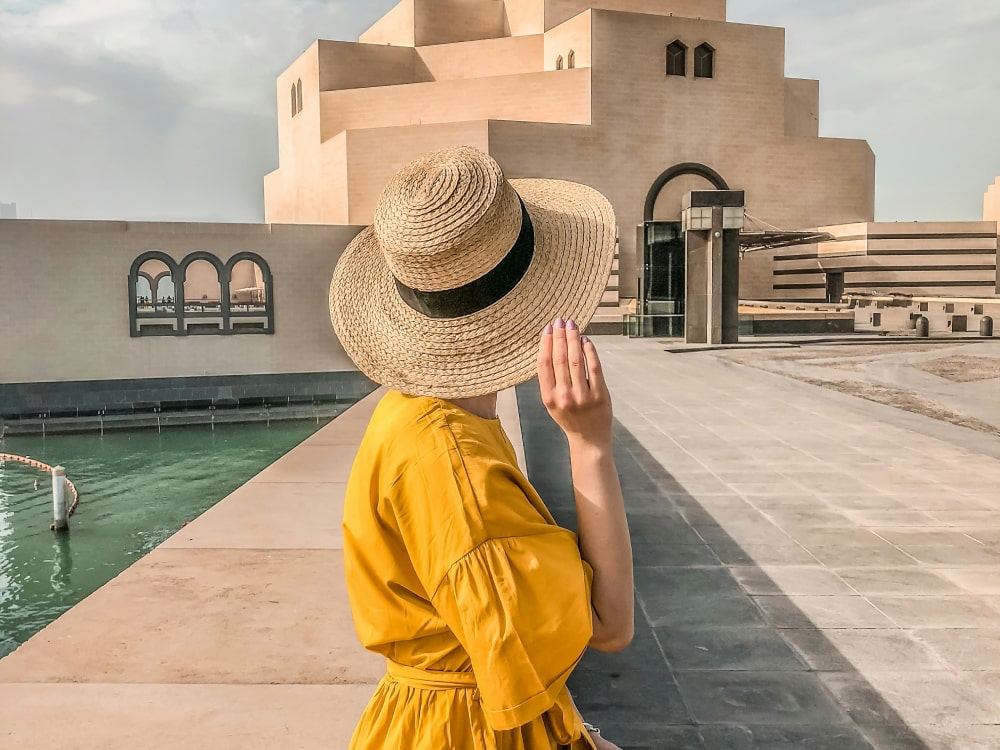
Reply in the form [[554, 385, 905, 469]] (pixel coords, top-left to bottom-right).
[[0, 220, 361, 386], [767, 221, 1000, 303], [985, 177, 1000, 224], [264, 0, 876, 303]]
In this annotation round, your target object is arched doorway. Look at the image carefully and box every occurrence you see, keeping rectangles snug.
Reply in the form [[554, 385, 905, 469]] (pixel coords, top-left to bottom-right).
[[640, 163, 730, 336]]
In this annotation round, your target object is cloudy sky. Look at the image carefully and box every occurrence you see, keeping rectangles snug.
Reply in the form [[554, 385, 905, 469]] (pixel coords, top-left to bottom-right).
[[1, 0, 998, 224]]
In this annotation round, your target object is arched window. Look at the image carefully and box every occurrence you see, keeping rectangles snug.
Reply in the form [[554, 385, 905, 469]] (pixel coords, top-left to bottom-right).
[[129, 252, 180, 336], [226, 253, 275, 334], [694, 43, 714, 78], [556, 55, 563, 71], [291, 83, 298, 117], [666, 41, 687, 77], [296, 78, 303, 113], [182, 255, 225, 334], [129, 252, 274, 337], [567, 50, 576, 69]]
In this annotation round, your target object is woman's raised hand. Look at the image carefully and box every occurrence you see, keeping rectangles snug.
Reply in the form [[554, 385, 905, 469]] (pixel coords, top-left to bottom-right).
[[537, 318, 612, 447]]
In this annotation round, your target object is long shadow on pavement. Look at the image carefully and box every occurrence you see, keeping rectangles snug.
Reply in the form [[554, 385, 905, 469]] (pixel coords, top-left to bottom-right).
[[516, 380, 930, 750]]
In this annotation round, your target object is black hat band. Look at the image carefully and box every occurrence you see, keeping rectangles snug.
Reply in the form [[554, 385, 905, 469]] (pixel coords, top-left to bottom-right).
[[393, 198, 535, 320]]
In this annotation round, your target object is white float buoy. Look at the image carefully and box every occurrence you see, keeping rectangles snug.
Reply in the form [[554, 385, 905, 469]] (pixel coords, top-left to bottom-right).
[[52, 466, 69, 533]]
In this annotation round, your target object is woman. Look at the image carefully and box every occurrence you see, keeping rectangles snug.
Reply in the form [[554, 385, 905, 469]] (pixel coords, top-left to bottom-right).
[[330, 147, 633, 749]]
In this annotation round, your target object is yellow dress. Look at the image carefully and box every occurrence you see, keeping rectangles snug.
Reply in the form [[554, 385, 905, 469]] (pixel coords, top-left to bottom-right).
[[343, 390, 597, 750]]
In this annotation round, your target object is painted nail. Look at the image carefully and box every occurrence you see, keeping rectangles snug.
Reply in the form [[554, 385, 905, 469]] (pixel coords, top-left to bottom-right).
[[567, 319, 579, 331], [581, 335, 590, 345], [555, 318, 565, 329], [543, 324, 553, 335]]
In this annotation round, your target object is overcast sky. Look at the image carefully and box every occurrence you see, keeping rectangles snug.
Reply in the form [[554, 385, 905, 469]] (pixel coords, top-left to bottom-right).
[[1, 0, 998, 224]]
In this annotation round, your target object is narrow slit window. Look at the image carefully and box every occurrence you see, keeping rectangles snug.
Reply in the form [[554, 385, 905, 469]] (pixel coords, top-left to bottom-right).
[[694, 43, 714, 78], [556, 55, 564, 70], [296, 78, 303, 112], [666, 41, 686, 77], [290, 84, 297, 116], [567, 50, 576, 69]]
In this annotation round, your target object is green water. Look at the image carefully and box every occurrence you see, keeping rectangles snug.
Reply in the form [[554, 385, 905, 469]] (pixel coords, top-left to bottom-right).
[[0, 418, 336, 658]]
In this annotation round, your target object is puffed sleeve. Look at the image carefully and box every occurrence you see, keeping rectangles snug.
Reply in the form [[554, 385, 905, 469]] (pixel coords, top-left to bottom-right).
[[431, 531, 594, 731]]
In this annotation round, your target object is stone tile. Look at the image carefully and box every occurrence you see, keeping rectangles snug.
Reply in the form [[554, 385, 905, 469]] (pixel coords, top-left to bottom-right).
[[927, 510, 1000, 528], [253, 444, 359, 483], [655, 626, 805, 672], [859, 670, 1000, 726], [868, 596, 1000, 629], [843, 510, 941, 528], [698, 724, 874, 750], [912, 725, 1000, 750], [635, 568, 766, 629], [762, 507, 855, 529], [820, 494, 909, 512], [976, 671, 1000, 711], [0, 549, 383, 685], [754, 595, 896, 629], [781, 629, 855, 672], [804, 542, 918, 568], [935, 568, 1000, 595], [162, 481, 346, 550], [673, 671, 851, 726], [857, 724, 935, 750], [731, 566, 856, 596], [697, 520, 790, 547], [820, 629, 948, 672], [571, 632, 690, 727], [587, 723, 704, 750], [836, 568, 964, 596], [626, 512, 705, 547], [818, 672, 924, 729], [643, 543, 722, 567], [871, 530, 1000, 566], [0, 683, 376, 750], [913, 629, 1000, 671], [713, 541, 820, 566]]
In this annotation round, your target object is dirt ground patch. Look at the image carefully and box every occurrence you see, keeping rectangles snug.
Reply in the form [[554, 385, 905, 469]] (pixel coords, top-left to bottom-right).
[[797, 378, 1000, 438], [718, 344, 1000, 438], [722, 343, 944, 366], [914, 356, 1000, 383]]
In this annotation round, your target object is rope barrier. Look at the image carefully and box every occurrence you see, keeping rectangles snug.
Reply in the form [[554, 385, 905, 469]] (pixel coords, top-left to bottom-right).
[[0, 453, 81, 516]]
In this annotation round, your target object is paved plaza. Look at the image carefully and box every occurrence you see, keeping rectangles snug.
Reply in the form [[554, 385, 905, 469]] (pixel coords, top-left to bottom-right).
[[2, 336, 999, 748], [521, 336, 1000, 749]]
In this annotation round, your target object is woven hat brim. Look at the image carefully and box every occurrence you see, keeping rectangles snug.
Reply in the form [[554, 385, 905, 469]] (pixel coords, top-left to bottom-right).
[[329, 178, 617, 399]]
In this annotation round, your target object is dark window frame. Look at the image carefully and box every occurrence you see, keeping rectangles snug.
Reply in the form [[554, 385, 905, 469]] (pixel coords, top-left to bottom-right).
[[666, 40, 687, 77], [694, 42, 715, 78], [128, 251, 275, 338]]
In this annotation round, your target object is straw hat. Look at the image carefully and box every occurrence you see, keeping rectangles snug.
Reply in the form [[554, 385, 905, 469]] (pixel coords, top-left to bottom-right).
[[329, 146, 617, 398]]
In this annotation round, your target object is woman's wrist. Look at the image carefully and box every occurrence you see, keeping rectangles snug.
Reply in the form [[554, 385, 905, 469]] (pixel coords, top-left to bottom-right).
[[566, 434, 613, 460]]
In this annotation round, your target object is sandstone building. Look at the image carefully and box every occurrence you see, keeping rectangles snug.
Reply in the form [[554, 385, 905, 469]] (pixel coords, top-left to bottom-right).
[[2, 0, 997, 432], [263, 0, 877, 309]]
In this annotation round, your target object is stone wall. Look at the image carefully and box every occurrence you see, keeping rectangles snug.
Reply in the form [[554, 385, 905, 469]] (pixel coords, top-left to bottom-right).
[[0, 220, 363, 387]]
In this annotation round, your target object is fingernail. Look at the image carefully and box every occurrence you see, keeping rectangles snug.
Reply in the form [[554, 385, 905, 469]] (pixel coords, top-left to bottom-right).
[[567, 319, 579, 331], [581, 335, 590, 345], [543, 324, 553, 335], [555, 318, 565, 329]]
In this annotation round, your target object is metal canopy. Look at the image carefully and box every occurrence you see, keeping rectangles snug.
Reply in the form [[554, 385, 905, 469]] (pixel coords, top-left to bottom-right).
[[738, 230, 834, 252]]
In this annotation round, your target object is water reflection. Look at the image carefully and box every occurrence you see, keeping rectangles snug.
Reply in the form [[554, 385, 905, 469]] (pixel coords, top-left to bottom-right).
[[0, 417, 336, 658], [51, 534, 72, 592]]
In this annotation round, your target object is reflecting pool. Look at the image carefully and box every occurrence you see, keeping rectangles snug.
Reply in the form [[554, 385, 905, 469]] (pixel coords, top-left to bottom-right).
[[0, 417, 337, 658]]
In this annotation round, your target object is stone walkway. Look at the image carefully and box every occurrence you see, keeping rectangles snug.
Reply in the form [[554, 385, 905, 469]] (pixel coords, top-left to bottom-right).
[[518, 336, 1000, 750], [3, 336, 999, 749]]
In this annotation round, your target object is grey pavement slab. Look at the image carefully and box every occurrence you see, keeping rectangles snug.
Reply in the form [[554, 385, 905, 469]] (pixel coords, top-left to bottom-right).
[[523, 336, 1000, 750]]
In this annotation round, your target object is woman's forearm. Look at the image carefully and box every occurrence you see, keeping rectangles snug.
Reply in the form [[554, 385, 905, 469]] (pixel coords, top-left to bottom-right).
[[569, 437, 634, 652], [535, 318, 634, 652]]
